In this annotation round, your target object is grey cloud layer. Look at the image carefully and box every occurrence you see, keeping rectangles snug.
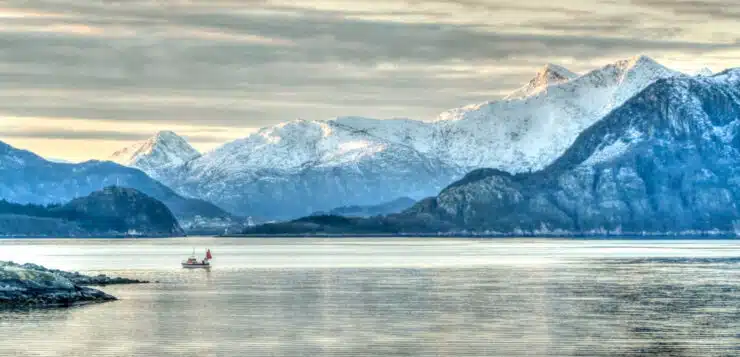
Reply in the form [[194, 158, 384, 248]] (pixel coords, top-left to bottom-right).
[[0, 0, 738, 143], [0, 127, 230, 144], [631, 0, 740, 19]]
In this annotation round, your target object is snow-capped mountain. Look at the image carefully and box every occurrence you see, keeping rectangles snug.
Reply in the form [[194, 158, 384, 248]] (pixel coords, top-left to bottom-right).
[[409, 68, 740, 234], [328, 56, 682, 173], [110, 131, 200, 178], [504, 63, 579, 100], [246, 68, 740, 235], [120, 55, 684, 220], [160, 120, 462, 219], [179, 119, 433, 174], [425, 55, 682, 172]]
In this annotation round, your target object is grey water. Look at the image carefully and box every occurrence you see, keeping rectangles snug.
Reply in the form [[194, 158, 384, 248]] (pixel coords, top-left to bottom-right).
[[0, 238, 738, 356]]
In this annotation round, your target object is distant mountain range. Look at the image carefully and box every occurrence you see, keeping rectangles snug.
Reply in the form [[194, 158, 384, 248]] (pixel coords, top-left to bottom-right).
[[0, 141, 234, 231], [110, 55, 683, 221], [0, 186, 184, 237], [4, 54, 731, 237], [244, 68, 740, 236], [313, 197, 417, 218]]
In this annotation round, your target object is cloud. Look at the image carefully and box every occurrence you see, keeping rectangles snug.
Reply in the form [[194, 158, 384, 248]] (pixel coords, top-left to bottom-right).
[[0, 127, 235, 145], [632, 0, 740, 20], [0, 0, 738, 158], [0, 128, 151, 141]]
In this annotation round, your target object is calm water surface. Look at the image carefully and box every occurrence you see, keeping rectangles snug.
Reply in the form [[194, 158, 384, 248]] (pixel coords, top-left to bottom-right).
[[0, 238, 738, 356]]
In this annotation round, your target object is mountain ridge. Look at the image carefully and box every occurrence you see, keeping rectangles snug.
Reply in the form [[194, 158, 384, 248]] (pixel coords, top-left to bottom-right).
[[313, 197, 417, 218], [162, 123, 462, 218], [110, 55, 685, 220], [242, 67, 740, 235]]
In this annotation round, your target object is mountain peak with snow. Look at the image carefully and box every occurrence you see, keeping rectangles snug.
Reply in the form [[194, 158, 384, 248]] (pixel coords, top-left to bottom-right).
[[153, 130, 181, 142], [538, 63, 579, 82], [110, 131, 200, 176], [697, 67, 713, 76], [619, 54, 657, 67], [605, 55, 662, 74], [431, 55, 683, 171], [605, 55, 677, 81], [505, 63, 578, 100]]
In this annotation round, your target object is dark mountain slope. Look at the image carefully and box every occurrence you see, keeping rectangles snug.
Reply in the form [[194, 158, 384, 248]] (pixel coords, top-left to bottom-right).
[[0, 186, 184, 237], [0, 142, 233, 228], [313, 197, 417, 217]]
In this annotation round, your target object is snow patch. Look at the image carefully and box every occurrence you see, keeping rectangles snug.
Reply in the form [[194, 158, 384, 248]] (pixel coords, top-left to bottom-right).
[[582, 129, 643, 166]]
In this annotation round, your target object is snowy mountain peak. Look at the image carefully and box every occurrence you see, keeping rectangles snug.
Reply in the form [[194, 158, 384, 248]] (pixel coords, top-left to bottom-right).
[[697, 67, 713, 76], [538, 63, 578, 82], [505, 63, 578, 100], [608, 55, 675, 80], [153, 130, 181, 142], [110, 131, 200, 175], [620, 54, 657, 67], [607, 55, 661, 73], [429, 55, 683, 171], [570, 55, 682, 111]]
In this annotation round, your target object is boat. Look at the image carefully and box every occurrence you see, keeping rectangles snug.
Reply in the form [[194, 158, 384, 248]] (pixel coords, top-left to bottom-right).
[[182, 248, 213, 269]]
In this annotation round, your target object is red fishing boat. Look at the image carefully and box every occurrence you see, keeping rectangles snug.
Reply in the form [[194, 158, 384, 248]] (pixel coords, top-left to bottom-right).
[[182, 248, 212, 269]]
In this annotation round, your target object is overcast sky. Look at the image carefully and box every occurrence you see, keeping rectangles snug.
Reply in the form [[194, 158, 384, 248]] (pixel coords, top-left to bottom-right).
[[0, 0, 738, 161]]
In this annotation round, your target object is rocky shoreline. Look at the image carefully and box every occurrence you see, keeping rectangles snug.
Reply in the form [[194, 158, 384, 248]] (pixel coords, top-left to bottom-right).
[[0, 261, 147, 308]]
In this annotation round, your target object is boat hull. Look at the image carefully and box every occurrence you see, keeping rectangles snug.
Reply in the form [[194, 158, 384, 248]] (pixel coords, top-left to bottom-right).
[[181, 263, 211, 269]]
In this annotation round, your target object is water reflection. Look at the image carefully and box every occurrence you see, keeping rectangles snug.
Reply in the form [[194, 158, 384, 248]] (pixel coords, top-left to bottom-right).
[[0, 240, 737, 356], [545, 259, 739, 356]]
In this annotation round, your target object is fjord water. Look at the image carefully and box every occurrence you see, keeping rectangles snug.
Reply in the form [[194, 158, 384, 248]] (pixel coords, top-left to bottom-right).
[[0, 238, 738, 356]]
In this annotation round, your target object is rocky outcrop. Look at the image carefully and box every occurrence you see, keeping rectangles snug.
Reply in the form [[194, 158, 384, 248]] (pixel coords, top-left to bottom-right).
[[0, 261, 145, 308], [2, 262, 148, 286]]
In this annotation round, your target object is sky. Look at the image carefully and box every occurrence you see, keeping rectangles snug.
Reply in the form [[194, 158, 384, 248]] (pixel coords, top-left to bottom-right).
[[0, 0, 738, 161]]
